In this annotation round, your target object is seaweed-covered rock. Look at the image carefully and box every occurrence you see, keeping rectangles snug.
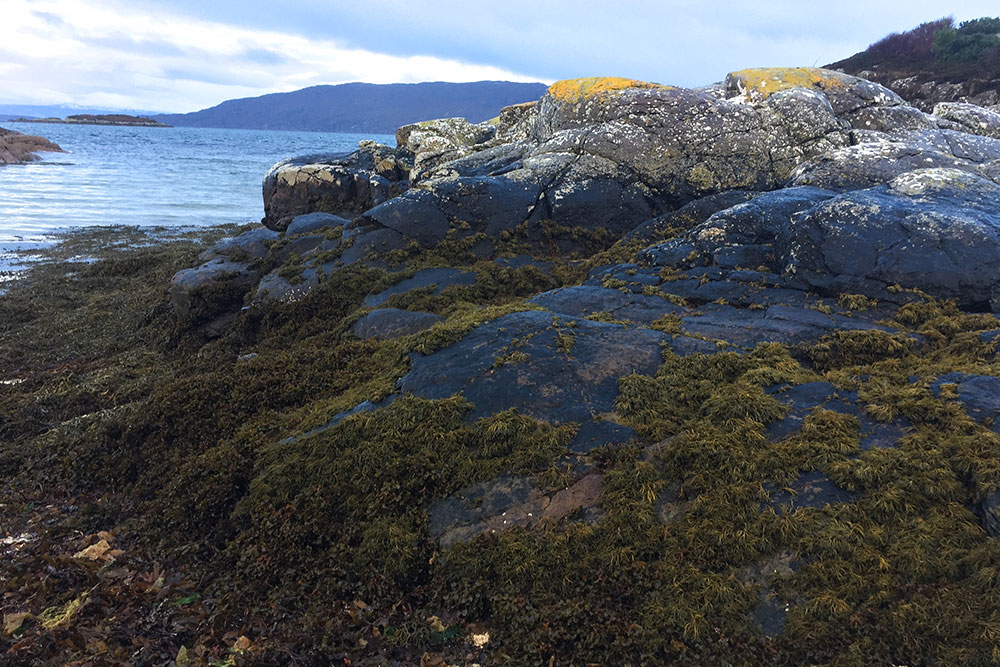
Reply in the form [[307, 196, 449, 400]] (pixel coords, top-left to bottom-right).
[[362, 267, 477, 308], [198, 226, 279, 262], [262, 141, 411, 231], [168, 258, 261, 326], [350, 308, 444, 339]]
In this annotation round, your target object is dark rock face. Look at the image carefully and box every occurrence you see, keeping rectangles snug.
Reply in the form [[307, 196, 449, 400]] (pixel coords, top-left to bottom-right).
[[645, 169, 1000, 311], [262, 141, 412, 231], [0, 127, 64, 164], [398, 310, 673, 423]]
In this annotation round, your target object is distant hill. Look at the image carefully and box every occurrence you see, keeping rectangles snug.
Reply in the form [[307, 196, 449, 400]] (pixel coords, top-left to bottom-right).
[[829, 17, 1000, 110], [152, 81, 549, 134]]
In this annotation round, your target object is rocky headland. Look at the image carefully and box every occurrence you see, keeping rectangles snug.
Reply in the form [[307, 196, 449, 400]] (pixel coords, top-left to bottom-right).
[[0, 126, 64, 164], [7, 67, 1000, 664]]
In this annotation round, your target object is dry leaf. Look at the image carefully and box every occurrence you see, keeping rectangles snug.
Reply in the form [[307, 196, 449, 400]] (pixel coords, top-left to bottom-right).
[[232, 635, 252, 651], [3, 612, 30, 636], [97, 530, 114, 543], [73, 539, 111, 561]]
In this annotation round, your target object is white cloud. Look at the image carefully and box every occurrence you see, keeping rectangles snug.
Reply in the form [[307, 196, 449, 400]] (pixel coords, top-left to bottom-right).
[[2, 0, 547, 112]]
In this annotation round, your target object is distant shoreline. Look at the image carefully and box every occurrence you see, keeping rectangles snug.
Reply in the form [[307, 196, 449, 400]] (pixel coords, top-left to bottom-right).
[[14, 114, 171, 128]]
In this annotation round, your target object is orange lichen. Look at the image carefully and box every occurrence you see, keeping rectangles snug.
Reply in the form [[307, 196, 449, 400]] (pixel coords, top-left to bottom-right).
[[727, 67, 854, 99], [546, 77, 670, 103]]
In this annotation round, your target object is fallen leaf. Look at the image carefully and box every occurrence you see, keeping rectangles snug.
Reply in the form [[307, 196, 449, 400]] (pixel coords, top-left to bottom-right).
[[233, 635, 252, 651], [176, 645, 191, 667], [73, 539, 111, 561], [97, 530, 114, 542], [3, 612, 30, 636]]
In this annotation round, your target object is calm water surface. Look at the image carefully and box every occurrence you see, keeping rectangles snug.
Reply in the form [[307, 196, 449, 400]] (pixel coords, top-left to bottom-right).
[[0, 122, 393, 255]]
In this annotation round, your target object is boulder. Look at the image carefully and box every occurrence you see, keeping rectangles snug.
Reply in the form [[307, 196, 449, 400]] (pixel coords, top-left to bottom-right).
[[262, 141, 412, 231], [198, 226, 279, 262], [647, 169, 1000, 311], [934, 102, 1000, 139], [285, 212, 351, 236]]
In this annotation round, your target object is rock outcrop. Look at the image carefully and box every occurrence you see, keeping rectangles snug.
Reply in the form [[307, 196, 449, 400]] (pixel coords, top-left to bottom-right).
[[0, 127, 64, 164], [173, 66, 1000, 555]]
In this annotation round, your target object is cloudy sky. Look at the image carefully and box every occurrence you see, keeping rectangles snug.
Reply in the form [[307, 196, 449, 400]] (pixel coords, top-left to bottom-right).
[[3, 0, 998, 113]]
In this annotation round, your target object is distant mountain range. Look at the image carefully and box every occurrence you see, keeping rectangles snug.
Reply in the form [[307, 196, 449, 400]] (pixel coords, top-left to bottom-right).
[[151, 81, 549, 134]]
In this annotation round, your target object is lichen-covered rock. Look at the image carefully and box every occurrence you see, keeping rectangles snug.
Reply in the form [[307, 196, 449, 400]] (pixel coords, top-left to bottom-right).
[[934, 102, 1000, 139], [396, 117, 496, 182], [789, 128, 1000, 189], [724, 67, 904, 116], [262, 141, 412, 231]]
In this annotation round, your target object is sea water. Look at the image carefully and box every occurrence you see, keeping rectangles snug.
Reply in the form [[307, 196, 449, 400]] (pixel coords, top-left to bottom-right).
[[0, 122, 394, 270]]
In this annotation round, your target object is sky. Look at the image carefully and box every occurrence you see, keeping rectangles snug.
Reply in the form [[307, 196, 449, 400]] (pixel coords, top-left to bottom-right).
[[2, 0, 998, 113]]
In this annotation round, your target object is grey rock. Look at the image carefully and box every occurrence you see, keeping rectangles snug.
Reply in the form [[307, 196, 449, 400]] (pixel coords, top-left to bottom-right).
[[350, 308, 444, 339], [530, 285, 686, 324], [934, 102, 1000, 139], [649, 169, 1000, 311], [285, 212, 351, 236], [198, 226, 279, 263], [398, 310, 698, 423], [168, 258, 261, 323]]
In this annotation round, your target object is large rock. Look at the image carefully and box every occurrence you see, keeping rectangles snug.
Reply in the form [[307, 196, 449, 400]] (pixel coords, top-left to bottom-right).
[[0, 127, 64, 164], [934, 102, 1000, 139], [789, 128, 1000, 190], [262, 141, 412, 231], [646, 168, 1000, 311]]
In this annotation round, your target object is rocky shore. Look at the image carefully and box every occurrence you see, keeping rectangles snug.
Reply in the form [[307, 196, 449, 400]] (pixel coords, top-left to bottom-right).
[[7, 67, 1000, 664], [0, 126, 64, 164]]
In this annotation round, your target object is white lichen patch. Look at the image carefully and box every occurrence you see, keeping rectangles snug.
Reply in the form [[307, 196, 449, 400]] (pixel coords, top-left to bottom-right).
[[889, 168, 989, 196]]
